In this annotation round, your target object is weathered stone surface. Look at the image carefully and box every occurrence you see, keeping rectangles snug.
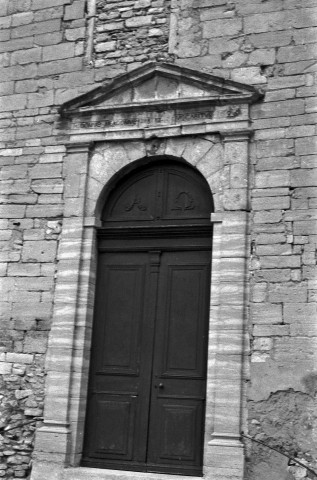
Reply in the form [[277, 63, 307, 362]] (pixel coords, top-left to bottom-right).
[[0, 1, 316, 478]]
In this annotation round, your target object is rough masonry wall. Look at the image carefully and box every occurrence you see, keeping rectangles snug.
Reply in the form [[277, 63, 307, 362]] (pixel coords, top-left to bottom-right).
[[172, 0, 317, 478], [0, 0, 316, 479], [94, 0, 172, 68], [0, 1, 89, 478]]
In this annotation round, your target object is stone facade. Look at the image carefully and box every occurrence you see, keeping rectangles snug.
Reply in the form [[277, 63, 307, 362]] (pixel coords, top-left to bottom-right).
[[0, 1, 316, 480]]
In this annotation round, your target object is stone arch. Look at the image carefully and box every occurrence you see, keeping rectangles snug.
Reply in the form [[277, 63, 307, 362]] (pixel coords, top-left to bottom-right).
[[86, 136, 223, 220]]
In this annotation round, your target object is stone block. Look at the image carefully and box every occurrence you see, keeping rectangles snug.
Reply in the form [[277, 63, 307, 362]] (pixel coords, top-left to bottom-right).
[[34, 6, 63, 21], [15, 277, 53, 291], [284, 209, 317, 221], [224, 141, 247, 165], [26, 205, 63, 218], [252, 196, 290, 211], [255, 268, 291, 283], [290, 168, 317, 187], [0, 155, 24, 169], [29, 163, 62, 179], [27, 91, 54, 108], [256, 156, 300, 171], [178, 38, 201, 57], [256, 139, 294, 158], [255, 233, 286, 244], [126, 15, 153, 28], [24, 408, 43, 416], [256, 244, 291, 256], [0, 93, 27, 112], [64, 26, 85, 41], [203, 18, 242, 38], [94, 41, 116, 53], [230, 164, 248, 189], [32, 0, 71, 9], [251, 100, 305, 119], [251, 303, 283, 325], [11, 19, 61, 38], [0, 37, 34, 55], [284, 302, 316, 324], [11, 47, 41, 65], [13, 305, 51, 327], [277, 44, 316, 63], [248, 48, 275, 65], [0, 205, 26, 218], [15, 388, 33, 399], [268, 283, 307, 303], [253, 337, 273, 351], [253, 210, 283, 223], [293, 221, 317, 235], [22, 240, 57, 262], [7, 263, 41, 276], [23, 332, 48, 353], [260, 255, 301, 269], [231, 67, 266, 85], [97, 21, 124, 32], [34, 31, 63, 45], [255, 171, 290, 188], [38, 57, 82, 76], [0, 362, 12, 374], [42, 43, 75, 62], [64, 0, 85, 20], [223, 189, 248, 211], [31, 179, 63, 194], [6, 352, 33, 364], [253, 324, 290, 336]]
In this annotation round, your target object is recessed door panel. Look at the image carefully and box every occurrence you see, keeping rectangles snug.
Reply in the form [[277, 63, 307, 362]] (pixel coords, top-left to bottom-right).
[[99, 263, 145, 374], [162, 263, 208, 376], [155, 401, 201, 461], [91, 395, 136, 460]]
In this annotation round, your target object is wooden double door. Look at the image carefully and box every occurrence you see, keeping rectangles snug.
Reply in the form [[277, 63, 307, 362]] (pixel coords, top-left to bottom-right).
[[82, 242, 211, 475], [83, 160, 213, 475]]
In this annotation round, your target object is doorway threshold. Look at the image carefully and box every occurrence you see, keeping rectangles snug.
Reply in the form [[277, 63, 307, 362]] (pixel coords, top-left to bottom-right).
[[62, 467, 203, 480]]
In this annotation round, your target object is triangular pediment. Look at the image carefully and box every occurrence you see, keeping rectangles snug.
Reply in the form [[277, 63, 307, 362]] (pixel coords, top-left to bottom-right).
[[60, 62, 262, 115]]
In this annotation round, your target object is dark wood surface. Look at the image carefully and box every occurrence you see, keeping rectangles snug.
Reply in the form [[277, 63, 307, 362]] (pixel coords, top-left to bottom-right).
[[83, 161, 213, 475]]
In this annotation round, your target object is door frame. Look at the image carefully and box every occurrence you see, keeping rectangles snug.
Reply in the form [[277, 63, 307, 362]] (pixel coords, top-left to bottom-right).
[[31, 132, 251, 480]]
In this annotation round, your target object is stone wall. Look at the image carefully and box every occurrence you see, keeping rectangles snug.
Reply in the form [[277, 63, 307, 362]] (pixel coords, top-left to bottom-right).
[[0, 0, 316, 479], [171, 0, 317, 477], [94, 0, 172, 68]]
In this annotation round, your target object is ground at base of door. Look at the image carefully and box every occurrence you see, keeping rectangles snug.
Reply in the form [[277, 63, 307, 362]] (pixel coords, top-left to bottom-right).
[[62, 468, 203, 480]]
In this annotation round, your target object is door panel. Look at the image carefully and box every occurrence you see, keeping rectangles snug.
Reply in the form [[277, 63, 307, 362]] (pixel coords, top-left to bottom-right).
[[155, 401, 201, 461], [99, 264, 145, 374], [161, 263, 207, 376], [83, 252, 154, 465], [83, 248, 211, 475], [147, 250, 210, 473], [91, 395, 136, 460]]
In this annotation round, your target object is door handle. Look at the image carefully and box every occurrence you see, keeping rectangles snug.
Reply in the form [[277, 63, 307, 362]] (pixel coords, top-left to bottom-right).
[[155, 383, 164, 389]]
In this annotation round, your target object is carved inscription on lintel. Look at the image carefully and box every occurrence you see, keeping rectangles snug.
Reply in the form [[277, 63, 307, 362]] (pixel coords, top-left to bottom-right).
[[72, 108, 215, 130]]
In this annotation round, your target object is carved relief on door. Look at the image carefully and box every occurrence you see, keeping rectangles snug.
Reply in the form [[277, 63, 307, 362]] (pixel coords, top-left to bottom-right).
[[102, 161, 213, 226]]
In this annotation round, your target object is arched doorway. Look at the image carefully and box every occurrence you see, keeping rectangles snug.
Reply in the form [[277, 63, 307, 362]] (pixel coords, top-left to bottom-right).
[[82, 159, 214, 476]]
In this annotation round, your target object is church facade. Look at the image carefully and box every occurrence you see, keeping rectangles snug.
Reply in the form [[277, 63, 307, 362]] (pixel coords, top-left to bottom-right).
[[0, 1, 316, 480]]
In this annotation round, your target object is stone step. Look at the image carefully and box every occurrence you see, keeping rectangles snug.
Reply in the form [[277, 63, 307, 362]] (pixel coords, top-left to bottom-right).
[[63, 468, 202, 480]]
